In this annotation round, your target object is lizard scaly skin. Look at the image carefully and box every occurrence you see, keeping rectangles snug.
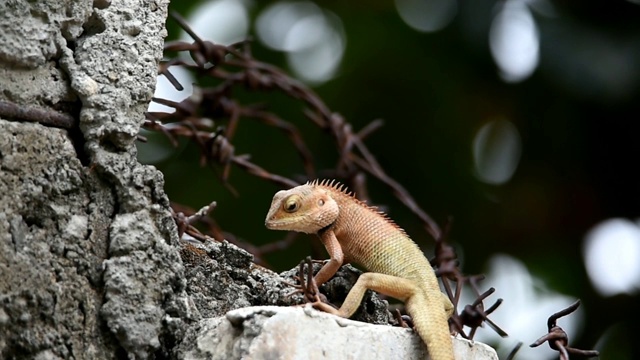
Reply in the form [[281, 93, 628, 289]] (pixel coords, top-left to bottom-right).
[[265, 179, 454, 360]]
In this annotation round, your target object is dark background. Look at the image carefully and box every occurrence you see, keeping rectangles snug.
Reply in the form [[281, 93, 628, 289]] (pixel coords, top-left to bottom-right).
[[142, 1, 640, 358]]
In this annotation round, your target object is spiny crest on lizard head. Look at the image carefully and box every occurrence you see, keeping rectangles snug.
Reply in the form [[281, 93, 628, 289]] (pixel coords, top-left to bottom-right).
[[308, 179, 353, 196], [307, 179, 409, 237]]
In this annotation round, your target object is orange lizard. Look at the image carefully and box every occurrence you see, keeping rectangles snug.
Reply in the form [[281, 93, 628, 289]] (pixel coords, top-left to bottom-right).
[[265, 179, 454, 360]]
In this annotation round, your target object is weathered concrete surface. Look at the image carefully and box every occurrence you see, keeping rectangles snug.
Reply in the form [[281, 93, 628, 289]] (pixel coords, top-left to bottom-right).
[[0, 119, 114, 359], [176, 239, 392, 326], [175, 306, 499, 360], [0, 0, 191, 359]]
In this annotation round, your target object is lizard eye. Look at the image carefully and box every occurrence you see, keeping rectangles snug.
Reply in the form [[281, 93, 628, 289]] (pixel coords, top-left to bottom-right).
[[283, 196, 300, 213]]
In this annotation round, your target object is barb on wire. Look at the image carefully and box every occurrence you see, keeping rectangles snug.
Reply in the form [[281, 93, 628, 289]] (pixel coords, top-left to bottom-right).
[[506, 342, 523, 360], [530, 300, 599, 360], [452, 285, 508, 340], [172, 201, 219, 242]]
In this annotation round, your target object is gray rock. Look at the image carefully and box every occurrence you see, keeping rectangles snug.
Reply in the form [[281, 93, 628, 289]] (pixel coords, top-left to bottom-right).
[[176, 305, 499, 360]]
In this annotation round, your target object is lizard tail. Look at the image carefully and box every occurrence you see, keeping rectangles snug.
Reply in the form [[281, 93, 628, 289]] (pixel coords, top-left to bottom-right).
[[406, 292, 454, 360]]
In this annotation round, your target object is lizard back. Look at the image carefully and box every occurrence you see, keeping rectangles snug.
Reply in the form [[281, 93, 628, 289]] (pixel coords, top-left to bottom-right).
[[315, 181, 439, 292]]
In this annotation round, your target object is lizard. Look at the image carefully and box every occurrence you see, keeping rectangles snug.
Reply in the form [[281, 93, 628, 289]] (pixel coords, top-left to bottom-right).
[[265, 179, 455, 360]]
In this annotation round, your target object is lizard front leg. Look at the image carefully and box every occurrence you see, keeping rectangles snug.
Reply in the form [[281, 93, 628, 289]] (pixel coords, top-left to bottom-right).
[[313, 228, 344, 286], [286, 229, 344, 305]]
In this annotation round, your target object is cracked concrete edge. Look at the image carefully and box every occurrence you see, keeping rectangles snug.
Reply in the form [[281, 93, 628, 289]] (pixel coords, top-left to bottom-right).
[[175, 305, 499, 360], [0, 0, 196, 359], [52, 0, 194, 358]]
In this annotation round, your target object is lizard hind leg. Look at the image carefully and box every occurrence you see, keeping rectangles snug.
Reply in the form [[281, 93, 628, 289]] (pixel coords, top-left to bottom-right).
[[311, 272, 455, 360], [312, 272, 421, 319]]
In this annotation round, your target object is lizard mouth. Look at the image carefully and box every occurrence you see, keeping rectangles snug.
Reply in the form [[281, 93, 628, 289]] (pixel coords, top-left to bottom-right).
[[264, 214, 285, 229], [265, 216, 316, 234], [264, 218, 291, 230]]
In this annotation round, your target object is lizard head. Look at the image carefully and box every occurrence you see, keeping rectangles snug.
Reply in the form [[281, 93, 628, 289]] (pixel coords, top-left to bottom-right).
[[265, 183, 339, 234]]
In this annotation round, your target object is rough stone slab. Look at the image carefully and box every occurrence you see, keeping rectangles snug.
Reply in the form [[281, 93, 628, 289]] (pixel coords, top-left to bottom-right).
[[178, 306, 498, 360]]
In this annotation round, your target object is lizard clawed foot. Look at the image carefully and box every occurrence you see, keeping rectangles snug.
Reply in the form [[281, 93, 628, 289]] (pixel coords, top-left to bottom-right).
[[285, 256, 328, 304], [392, 309, 414, 329], [282, 256, 314, 298], [282, 280, 304, 298]]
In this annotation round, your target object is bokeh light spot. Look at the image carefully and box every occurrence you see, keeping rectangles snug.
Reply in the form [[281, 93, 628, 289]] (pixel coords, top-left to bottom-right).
[[489, 0, 540, 82], [583, 218, 640, 296], [283, 14, 326, 51], [472, 119, 522, 185], [256, 2, 322, 51], [181, 0, 250, 45], [474, 254, 579, 360], [256, 1, 345, 84], [395, 0, 458, 33]]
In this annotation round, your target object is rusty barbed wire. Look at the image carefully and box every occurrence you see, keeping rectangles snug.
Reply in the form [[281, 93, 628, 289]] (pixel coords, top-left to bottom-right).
[[0, 99, 77, 129], [147, 11, 442, 240], [171, 201, 219, 243], [455, 285, 507, 339], [428, 218, 507, 339], [506, 342, 524, 360], [530, 300, 599, 360]]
